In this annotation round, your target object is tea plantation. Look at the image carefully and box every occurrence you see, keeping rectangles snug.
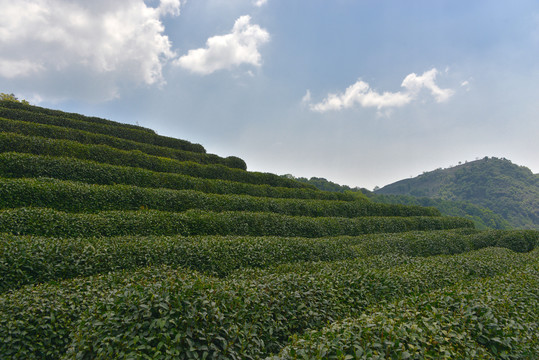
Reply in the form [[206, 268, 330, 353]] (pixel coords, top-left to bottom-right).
[[0, 101, 537, 359]]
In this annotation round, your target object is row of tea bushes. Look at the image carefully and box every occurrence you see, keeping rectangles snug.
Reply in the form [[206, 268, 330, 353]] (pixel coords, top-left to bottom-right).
[[0, 105, 206, 153], [0, 153, 352, 201], [0, 177, 440, 217], [354, 229, 539, 257], [0, 234, 359, 291], [0, 99, 155, 134], [0, 117, 246, 169], [0, 207, 473, 238], [274, 259, 539, 359], [2, 229, 534, 293], [0, 133, 310, 188], [0, 247, 531, 359]]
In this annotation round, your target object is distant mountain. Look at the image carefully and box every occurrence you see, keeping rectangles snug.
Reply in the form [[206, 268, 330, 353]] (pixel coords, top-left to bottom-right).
[[375, 157, 539, 229], [284, 174, 509, 229]]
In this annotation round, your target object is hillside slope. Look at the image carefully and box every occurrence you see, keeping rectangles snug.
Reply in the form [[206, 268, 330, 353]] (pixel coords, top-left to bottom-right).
[[287, 174, 511, 229], [375, 157, 539, 229], [1, 99, 538, 359]]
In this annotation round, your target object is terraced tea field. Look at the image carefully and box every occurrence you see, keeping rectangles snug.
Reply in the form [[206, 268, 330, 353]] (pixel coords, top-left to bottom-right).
[[0, 101, 537, 359]]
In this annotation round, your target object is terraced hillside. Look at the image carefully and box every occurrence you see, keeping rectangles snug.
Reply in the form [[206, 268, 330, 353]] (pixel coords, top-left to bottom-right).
[[1, 100, 538, 359]]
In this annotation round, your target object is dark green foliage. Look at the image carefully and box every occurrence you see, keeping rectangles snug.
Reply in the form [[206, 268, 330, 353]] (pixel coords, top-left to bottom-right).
[[0, 177, 440, 217], [0, 248, 532, 359], [274, 257, 539, 359], [3, 103, 536, 359], [0, 103, 206, 153], [1, 230, 535, 293], [0, 133, 309, 188], [370, 193, 511, 230], [1, 98, 154, 133], [0, 207, 473, 238], [354, 229, 538, 257], [288, 174, 363, 194], [0, 153, 351, 201], [0, 234, 359, 291], [0, 117, 246, 169], [376, 157, 539, 229]]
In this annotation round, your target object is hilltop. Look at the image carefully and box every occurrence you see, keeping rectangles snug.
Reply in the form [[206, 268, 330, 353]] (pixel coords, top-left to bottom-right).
[[286, 174, 512, 230], [375, 157, 539, 229]]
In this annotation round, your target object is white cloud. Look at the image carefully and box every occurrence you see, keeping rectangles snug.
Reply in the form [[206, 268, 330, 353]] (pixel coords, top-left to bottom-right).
[[0, 59, 44, 78], [0, 0, 181, 100], [175, 15, 270, 75], [309, 68, 454, 113], [401, 68, 454, 102], [254, 0, 268, 7]]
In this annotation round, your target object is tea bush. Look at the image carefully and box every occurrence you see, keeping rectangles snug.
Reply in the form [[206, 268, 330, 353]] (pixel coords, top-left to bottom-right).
[[0, 105, 206, 153], [0, 153, 351, 200], [0, 99, 155, 134], [0, 177, 440, 217], [354, 229, 538, 257], [0, 133, 309, 188], [0, 207, 473, 238], [0, 247, 531, 359], [274, 255, 539, 359], [0, 234, 359, 291], [3, 229, 534, 292], [0, 117, 246, 169]]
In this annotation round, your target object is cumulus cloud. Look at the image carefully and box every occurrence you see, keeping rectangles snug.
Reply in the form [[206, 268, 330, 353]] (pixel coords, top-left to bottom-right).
[[175, 15, 270, 75], [309, 68, 454, 112], [0, 0, 181, 101]]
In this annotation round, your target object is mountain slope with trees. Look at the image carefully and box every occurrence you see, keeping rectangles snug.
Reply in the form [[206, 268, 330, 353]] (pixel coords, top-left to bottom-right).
[[287, 174, 512, 230], [375, 157, 539, 229]]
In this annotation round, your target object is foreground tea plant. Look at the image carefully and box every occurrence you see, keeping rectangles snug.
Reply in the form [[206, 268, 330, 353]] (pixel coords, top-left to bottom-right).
[[0, 247, 534, 359]]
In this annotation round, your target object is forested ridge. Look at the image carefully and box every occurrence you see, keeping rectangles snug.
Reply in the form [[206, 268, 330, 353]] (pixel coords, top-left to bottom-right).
[[375, 157, 539, 229]]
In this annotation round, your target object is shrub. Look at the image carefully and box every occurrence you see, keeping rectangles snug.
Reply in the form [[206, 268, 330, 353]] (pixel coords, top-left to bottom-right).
[[0, 152, 350, 200], [274, 259, 539, 359], [0, 207, 474, 238], [0, 177, 440, 217], [0, 234, 360, 292], [0, 247, 530, 358], [0, 117, 245, 169], [0, 105, 206, 153], [0, 133, 310, 188]]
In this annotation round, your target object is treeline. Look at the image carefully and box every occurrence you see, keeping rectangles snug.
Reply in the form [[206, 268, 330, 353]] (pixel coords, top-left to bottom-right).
[[368, 193, 511, 230]]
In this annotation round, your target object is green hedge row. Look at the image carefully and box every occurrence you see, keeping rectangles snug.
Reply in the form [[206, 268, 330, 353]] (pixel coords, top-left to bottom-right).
[[2, 229, 535, 293], [274, 260, 539, 359], [0, 177, 440, 217], [0, 247, 532, 359], [0, 133, 311, 188], [0, 100, 155, 134], [354, 229, 539, 257], [0, 234, 359, 292], [0, 105, 206, 153], [0, 207, 473, 238], [0, 117, 246, 169], [0, 153, 351, 201]]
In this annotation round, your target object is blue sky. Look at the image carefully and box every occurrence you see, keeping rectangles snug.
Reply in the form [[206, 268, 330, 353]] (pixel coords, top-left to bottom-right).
[[1, 0, 538, 189]]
